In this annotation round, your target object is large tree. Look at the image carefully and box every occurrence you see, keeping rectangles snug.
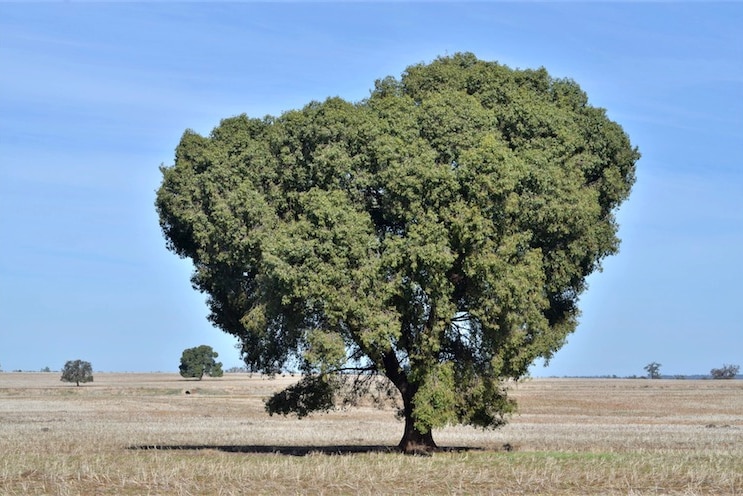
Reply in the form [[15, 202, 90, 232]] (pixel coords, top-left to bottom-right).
[[156, 53, 639, 452]]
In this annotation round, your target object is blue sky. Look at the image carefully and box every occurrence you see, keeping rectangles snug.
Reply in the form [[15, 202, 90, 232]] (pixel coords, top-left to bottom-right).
[[1, 3, 741, 377]]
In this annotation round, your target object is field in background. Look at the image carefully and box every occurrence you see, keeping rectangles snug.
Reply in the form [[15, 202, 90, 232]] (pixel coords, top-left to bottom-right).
[[1, 373, 741, 495]]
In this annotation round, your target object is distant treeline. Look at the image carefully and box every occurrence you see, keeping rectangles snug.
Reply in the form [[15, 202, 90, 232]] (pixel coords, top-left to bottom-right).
[[544, 374, 741, 380]]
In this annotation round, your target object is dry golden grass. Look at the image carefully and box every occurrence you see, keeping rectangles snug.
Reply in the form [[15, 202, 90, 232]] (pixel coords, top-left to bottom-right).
[[1, 372, 741, 495]]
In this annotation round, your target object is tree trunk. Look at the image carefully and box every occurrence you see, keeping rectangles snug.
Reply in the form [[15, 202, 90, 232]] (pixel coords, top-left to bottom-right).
[[381, 350, 437, 453], [398, 413, 437, 453], [397, 387, 437, 453]]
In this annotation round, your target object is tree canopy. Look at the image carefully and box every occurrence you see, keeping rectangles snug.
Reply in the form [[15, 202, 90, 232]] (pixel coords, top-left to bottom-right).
[[644, 362, 662, 379], [61, 359, 94, 387], [710, 364, 739, 379], [156, 53, 639, 451], [179, 345, 224, 380]]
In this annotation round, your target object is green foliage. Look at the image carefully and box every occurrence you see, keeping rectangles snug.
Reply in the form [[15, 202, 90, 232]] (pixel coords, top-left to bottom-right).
[[61, 360, 93, 386], [410, 362, 458, 433], [265, 374, 338, 418], [179, 345, 224, 380], [304, 329, 347, 374], [156, 53, 639, 447], [644, 362, 662, 379]]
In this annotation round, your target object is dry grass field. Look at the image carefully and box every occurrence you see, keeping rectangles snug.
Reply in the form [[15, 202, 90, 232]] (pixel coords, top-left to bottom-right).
[[0, 372, 741, 495]]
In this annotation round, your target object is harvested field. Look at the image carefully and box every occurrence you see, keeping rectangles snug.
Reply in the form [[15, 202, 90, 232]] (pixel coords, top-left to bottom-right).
[[0, 373, 741, 495]]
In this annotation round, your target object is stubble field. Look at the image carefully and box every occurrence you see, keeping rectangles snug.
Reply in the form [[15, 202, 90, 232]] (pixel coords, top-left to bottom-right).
[[0, 373, 741, 495]]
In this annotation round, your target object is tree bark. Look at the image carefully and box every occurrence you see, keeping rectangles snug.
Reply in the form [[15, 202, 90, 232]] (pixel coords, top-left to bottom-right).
[[398, 411, 437, 453], [382, 350, 438, 453]]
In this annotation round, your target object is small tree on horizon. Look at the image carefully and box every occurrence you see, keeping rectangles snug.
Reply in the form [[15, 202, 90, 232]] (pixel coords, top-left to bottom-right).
[[179, 345, 224, 380], [61, 360, 94, 386], [710, 364, 739, 379], [644, 362, 662, 379]]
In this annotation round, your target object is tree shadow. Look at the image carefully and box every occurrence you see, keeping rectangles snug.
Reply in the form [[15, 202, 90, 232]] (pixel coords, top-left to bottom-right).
[[127, 444, 489, 456]]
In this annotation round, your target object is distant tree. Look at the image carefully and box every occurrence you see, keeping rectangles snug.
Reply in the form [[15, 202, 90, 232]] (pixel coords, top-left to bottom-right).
[[226, 366, 248, 373], [41, 366, 51, 373], [644, 362, 662, 379], [179, 345, 224, 380], [61, 360, 94, 386], [710, 364, 739, 380]]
